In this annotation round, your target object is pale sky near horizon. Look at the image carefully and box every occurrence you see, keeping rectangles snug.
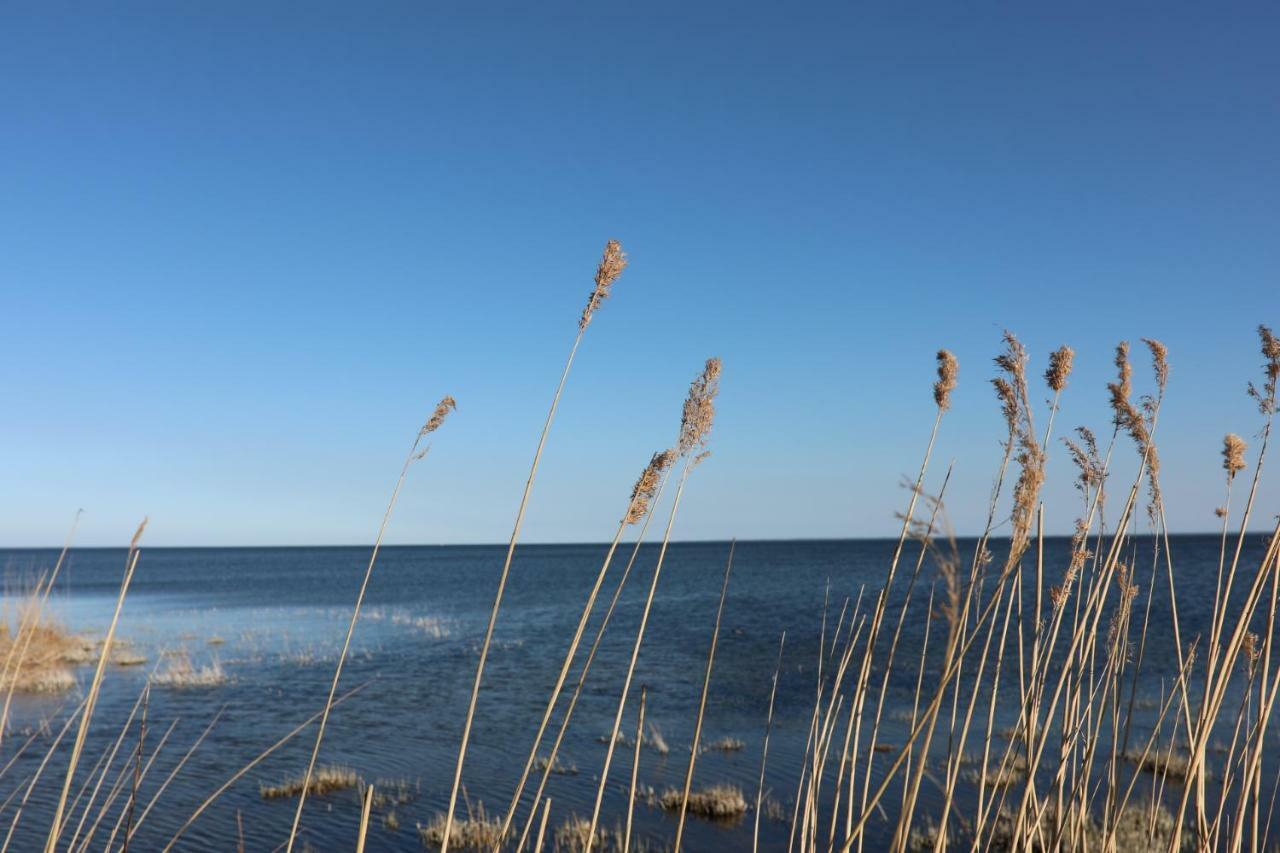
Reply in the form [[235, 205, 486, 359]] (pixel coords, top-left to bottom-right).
[[2, 3, 1278, 547]]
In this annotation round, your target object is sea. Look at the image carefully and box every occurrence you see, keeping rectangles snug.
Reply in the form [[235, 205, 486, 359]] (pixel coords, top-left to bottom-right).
[[0, 535, 1274, 850]]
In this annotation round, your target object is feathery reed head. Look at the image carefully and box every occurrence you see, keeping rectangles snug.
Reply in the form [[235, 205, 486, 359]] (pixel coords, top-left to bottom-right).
[[579, 239, 627, 332], [130, 517, 149, 550], [1045, 346, 1075, 393], [1247, 324, 1280, 414], [1222, 433, 1247, 480], [991, 332, 1029, 437], [1142, 338, 1169, 394], [1110, 342, 1133, 412], [625, 450, 674, 525], [992, 377, 1018, 434], [422, 396, 457, 436], [933, 350, 958, 411], [677, 357, 722, 456]]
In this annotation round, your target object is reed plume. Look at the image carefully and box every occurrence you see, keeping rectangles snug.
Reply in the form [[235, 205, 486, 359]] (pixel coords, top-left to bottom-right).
[[585, 357, 722, 851], [442, 240, 626, 853], [933, 350, 958, 410], [1223, 433, 1247, 480], [625, 450, 674, 525], [579, 239, 627, 332], [1045, 345, 1075, 393], [1247, 324, 1280, 414], [492, 447, 673, 846]]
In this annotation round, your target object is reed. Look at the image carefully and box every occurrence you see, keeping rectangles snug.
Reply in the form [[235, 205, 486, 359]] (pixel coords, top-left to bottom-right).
[[442, 241, 626, 853], [284, 394, 454, 851], [583, 357, 721, 852], [43, 517, 146, 853], [672, 541, 735, 851]]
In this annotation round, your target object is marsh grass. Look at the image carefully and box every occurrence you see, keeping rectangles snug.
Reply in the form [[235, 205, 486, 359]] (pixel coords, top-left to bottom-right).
[[420, 800, 503, 850], [703, 737, 744, 753], [150, 653, 227, 688], [659, 784, 747, 821], [261, 765, 359, 800], [0, 591, 93, 694]]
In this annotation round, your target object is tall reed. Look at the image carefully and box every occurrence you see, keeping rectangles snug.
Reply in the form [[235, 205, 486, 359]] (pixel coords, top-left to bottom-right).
[[441, 240, 626, 852], [284, 395, 455, 852], [584, 357, 721, 851]]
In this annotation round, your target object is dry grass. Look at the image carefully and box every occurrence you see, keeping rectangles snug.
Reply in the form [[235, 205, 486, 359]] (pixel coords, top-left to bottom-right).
[[533, 754, 578, 775], [150, 653, 227, 688], [419, 801, 503, 850], [1123, 746, 1191, 780], [659, 784, 747, 821], [703, 736, 745, 753], [0, 600, 93, 692], [260, 765, 359, 800]]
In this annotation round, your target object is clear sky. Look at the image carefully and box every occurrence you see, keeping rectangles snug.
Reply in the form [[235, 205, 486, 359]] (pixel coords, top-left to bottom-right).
[[2, 3, 1278, 547]]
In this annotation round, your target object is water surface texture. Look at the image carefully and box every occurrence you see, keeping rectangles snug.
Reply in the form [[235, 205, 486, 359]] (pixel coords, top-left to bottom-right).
[[1, 536, 1273, 850]]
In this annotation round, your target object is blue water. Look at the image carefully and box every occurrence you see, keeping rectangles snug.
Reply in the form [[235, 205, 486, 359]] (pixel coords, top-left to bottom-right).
[[0, 535, 1274, 850]]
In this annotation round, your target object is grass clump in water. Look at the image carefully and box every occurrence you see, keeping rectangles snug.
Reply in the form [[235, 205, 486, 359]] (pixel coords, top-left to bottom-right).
[[702, 736, 744, 753], [419, 801, 503, 850], [659, 784, 747, 821], [261, 764, 359, 799], [151, 652, 227, 688]]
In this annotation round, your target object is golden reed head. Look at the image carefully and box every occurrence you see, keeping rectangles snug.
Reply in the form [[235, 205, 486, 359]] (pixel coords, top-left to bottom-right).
[[579, 240, 627, 332], [933, 350, 958, 411]]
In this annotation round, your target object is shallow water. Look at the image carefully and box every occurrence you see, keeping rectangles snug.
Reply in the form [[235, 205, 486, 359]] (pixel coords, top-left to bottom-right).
[[0, 535, 1274, 850]]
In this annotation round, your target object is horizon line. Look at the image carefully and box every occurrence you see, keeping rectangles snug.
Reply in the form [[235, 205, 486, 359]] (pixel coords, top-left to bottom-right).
[[2, 530, 1274, 550]]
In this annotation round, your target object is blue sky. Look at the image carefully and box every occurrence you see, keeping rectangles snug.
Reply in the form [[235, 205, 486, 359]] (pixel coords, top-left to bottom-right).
[[2, 3, 1278, 546]]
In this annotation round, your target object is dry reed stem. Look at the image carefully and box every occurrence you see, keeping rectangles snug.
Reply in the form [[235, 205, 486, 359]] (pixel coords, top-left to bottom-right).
[[512, 466, 676, 852], [494, 451, 673, 847], [584, 357, 720, 852], [44, 517, 146, 853], [63, 689, 148, 851], [2, 696, 87, 853], [754, 632, 785, 853], [286, 398, 451, 852], [624, 689, 645, 853], [124, 707, 224, 844], [444, 243, 625, 853], [673, 541, 735, 852], [535, 798, 551, 852], [585, 464, 694, 852], [162, 681, 370, 852], [356, 784, 374, 853]]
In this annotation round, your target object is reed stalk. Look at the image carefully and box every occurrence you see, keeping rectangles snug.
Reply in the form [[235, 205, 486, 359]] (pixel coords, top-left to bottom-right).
[[673, 541, 735, 852], [285, 395, 454, 852], [44, 517, 146, 853], [442, 241, 626, 853], [754, 632, 785, 853], [583, 357, 721, 851]]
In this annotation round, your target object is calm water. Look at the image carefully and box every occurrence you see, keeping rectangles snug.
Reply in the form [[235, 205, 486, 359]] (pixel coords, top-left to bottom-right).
[[0, 535, 1274, 850]]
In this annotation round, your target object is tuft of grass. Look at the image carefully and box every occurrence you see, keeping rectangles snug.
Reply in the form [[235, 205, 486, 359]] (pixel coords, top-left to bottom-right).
[[534, 754, 578, 775], [1123, 747, 1191, 781], [419, 801, 503, 850], [659, 784, 747, 821], [151, 653, 227, 688], [703, 736, 745, 753], [645, 722, 670, 756], [0, 597, 94, 693], [552, 817, 643, 852], [261, 765, 359, 800]]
